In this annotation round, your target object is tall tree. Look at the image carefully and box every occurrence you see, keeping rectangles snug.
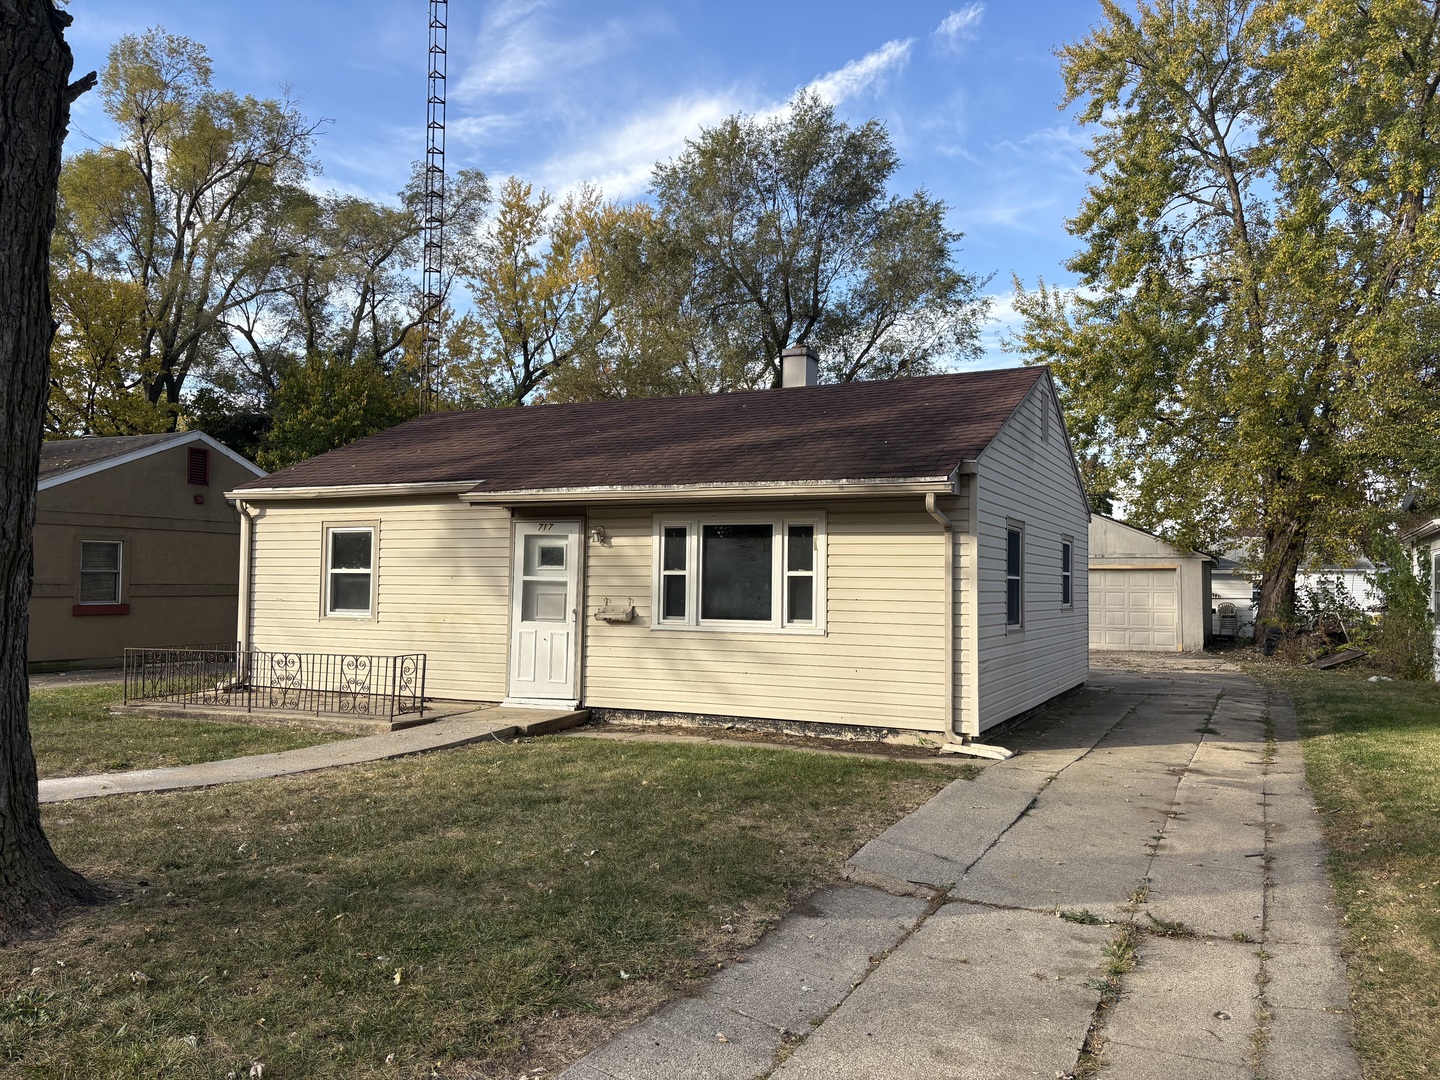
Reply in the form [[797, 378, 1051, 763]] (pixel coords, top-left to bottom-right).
[[1011, 0, 1440, 623], [449, 178, 623, 407], [0, 0, 103, 933], [650, 91, 990, 389], [55, 28, 319, 419]]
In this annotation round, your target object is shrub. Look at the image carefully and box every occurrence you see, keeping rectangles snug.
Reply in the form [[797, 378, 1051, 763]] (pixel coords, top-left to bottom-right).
[[1365, 534, 1436, 680]]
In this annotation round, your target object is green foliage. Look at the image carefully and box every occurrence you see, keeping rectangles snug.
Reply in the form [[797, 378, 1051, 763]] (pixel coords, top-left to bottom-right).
[[1012, 0, 1440, 624], [56, 28, 318, 416], [1366, 534, 1436, 680], [649, 91, 989, 389], [258, 353, 419, 472], [51, 27, 489, 435], [448, 179, 619, 407]]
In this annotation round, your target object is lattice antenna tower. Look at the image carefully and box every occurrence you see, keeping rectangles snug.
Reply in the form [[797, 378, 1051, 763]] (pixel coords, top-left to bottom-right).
[[420, 0, 448, 412]]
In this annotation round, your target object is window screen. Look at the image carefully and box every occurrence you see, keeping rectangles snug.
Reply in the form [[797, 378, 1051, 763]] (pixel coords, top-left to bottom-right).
[[79, 541, 122, 604], [1006, 527, 1022, 626], [328, 528, 373, 614], [700, 524, 772, 621]]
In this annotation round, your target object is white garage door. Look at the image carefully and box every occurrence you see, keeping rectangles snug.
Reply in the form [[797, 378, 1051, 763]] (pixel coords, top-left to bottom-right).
[[1090, 568, 1179, 651]]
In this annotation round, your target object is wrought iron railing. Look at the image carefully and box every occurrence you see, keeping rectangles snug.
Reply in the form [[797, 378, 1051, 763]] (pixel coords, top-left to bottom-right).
[[123, 644, 426, 720]]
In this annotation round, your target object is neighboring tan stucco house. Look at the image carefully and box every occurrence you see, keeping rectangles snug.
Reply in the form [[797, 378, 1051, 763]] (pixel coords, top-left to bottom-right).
[[227, 358, 1091, 745], [1088, 515, 1213, 652], [31, 431, 266, 670]]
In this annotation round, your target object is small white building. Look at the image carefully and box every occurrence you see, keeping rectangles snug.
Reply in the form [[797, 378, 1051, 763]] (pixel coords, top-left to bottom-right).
[[1088, 515, 1213, 652], [228, 360, 1092, 745]]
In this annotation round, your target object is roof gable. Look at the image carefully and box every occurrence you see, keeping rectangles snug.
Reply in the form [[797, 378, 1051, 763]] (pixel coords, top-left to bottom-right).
[[237, 367, 1048, 496], [39, 431, 265, 491]]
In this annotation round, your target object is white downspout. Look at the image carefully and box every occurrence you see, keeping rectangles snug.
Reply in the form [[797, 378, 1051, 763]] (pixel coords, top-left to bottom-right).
[[234, 500, 255, 655], [924, 492, 959, 749], [928, 483, 1012, 762]]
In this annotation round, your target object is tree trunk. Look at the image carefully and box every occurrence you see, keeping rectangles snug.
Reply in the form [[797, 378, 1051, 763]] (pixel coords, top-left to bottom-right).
[[0, 0, 104, 935], [1255, 519, 1307, 629]]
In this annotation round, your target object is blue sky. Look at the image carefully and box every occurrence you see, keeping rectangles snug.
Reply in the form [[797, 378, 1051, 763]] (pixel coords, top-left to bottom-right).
[[63, 0, 1104, 366]]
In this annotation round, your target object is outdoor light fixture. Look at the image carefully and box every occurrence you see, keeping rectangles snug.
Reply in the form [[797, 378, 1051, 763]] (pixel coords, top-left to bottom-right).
[[588, 526, 606, 544]]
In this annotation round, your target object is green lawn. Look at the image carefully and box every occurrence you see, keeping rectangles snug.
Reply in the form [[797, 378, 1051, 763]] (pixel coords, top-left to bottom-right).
[[1252, 664, 1440, 1080], [30, 685, 349, 778], [4, 737, 967, 1078]]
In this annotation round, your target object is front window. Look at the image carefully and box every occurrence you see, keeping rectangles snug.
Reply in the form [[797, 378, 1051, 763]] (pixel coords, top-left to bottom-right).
[[326, 527, 374, 616], [1006, 526, 1023, 627], [655, 515, 824, 631], [79, 540, 122, 604]]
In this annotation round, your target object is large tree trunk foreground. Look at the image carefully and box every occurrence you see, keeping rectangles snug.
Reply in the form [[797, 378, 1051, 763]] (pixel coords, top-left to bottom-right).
[[0, 0, 103, 936]]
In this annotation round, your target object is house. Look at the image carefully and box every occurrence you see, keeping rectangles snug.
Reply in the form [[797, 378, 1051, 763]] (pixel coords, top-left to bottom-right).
[[226, 354, 1091, 745], [1210, 554, 1258, 639], [31, 431, 266, 670], [1400, 518, 1440, 679], [1088, 515, 1214, 652]]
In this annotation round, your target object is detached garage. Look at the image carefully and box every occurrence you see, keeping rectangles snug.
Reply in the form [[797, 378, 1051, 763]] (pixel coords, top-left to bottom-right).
[[1089, 515, 1213, 652]]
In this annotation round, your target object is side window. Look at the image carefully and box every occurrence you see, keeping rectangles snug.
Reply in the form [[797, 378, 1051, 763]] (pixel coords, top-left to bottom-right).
[[1006, 526, 1023, 627], [79, 540, 122, 604], [1432, 550, 1439, 616], [326, 527, 374, 616], [1061, 538, 1074, 607]]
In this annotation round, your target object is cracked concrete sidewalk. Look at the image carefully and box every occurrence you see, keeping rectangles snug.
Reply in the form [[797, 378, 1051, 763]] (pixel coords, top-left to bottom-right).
[[559, 663, 1360, 1080]]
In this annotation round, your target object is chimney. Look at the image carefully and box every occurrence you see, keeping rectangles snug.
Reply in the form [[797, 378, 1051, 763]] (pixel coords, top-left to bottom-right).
[[781, 344, 819, 388]]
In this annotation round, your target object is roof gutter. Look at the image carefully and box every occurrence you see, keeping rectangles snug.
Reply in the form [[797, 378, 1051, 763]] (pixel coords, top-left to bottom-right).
[[461, 478, 956, 505], [223, 481, 480, 502]]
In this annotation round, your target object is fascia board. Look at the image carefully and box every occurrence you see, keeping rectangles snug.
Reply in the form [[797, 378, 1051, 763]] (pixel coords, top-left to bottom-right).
[[460, 478, 956, 505], [38, 430, 264, 491], [227, 481, 480, 502]]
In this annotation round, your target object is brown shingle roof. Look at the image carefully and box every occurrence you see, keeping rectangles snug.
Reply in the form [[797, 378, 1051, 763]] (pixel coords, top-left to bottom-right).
[[40, 432, 191, 483], [236, 367, 1046, 496]]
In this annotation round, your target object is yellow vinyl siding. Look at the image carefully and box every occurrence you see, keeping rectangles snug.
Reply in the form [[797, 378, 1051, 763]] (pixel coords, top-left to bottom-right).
[[582, 500, 949, 732], [971, 385, 1090, 732], [246, 498, 511, 700]]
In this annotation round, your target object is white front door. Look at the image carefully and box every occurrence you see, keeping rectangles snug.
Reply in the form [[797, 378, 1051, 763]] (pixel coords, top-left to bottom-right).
[[506, 521, 580, 704]]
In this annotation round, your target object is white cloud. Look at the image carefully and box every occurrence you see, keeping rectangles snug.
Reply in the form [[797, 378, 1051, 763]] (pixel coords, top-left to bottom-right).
[[533, 92, 745, 200], [934, 5, 985, 49], [455, 2, 658, 100], [806, 38, 914, 105]]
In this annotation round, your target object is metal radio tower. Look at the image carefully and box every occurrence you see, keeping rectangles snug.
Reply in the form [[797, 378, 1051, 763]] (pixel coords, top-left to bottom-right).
[[420, 0, 448, 412]]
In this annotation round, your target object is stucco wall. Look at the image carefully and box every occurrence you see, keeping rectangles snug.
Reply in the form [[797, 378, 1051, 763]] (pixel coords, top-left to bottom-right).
[[30, 443, 257, 665]]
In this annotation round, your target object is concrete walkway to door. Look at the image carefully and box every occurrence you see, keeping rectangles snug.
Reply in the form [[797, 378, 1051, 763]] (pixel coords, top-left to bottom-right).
[[560, 662, 1360, 1080]]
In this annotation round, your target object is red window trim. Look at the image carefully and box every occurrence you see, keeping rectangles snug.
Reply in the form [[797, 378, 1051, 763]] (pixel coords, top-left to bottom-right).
[[73, 603, 129, 616]]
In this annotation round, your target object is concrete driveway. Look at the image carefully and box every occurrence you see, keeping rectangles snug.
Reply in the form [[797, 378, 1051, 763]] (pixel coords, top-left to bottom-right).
[[561, 661, 1360, 1079]]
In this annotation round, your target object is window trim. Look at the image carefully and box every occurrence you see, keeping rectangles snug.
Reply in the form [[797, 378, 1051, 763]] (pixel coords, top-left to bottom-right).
[[1061, 536, 1074, 608], [1005, 522, 1024, 630], [1432, 549, 1439, 617], [78, 539, 123, 606], [322, 523, 377, 619], [651, 513, 827, 634]]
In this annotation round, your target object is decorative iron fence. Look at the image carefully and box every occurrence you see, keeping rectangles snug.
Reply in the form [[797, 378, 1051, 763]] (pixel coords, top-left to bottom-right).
[[124, 644, 426, 720]]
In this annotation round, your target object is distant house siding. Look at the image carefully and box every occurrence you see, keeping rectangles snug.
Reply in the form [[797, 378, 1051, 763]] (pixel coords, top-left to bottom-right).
[[580, 499, 949, 733], [30, 444, 256, 666], [245, 498, 512, 701], [973, 386, 1090, 732]]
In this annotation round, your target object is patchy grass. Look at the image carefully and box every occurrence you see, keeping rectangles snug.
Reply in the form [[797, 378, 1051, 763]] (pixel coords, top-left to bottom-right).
[[1252, 665, 1440, 1080], [30, 685, 348, 778], [4, 737, 965, 1078]]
